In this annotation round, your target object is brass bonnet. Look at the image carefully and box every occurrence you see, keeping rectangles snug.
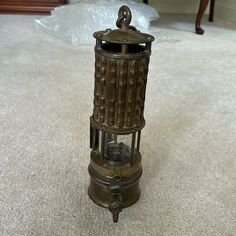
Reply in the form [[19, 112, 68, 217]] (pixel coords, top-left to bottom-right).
[[93, 5, 154, 48]]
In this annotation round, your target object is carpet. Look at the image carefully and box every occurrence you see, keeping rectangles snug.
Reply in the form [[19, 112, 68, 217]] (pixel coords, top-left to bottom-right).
[[0, 14, 236, 235]]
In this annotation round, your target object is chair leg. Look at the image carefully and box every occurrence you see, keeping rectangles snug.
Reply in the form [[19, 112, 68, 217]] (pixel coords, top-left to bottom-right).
[[209, 0, 215, 22], [195, 0, 210, 35]]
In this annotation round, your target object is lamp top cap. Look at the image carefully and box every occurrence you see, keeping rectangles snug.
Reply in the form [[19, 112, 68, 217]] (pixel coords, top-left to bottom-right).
[[93, 5, 155, 44]]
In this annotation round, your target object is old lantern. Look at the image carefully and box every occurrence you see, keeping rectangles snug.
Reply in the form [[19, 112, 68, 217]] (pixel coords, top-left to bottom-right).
[[88, 5, 154, 222]]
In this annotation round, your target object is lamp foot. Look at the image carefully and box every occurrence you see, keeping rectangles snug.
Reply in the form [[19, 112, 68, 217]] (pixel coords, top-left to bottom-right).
[[109, 190, 123, 223]]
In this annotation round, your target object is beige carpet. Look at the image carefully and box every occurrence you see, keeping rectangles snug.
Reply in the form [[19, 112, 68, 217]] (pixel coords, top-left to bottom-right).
[[0, 14, 236, 235]]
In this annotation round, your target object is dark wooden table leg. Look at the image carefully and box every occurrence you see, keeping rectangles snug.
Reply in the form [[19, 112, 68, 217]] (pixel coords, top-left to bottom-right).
[[209, 0, 215, 22], [195, 0, 210, 34]]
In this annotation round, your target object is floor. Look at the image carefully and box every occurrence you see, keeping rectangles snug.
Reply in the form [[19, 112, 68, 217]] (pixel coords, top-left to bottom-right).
[[0, 14, 236, 236]]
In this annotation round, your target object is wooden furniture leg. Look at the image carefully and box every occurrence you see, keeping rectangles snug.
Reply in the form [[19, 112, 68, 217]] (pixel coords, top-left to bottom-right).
[[195, 0, 210, 34], [143, 0, 215, 35], [0, 0, 67, 14], [209, 0, 215, 22]]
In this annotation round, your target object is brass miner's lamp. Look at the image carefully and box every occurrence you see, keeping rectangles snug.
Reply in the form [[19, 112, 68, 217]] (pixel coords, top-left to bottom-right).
[[89, 5, 154, 222]]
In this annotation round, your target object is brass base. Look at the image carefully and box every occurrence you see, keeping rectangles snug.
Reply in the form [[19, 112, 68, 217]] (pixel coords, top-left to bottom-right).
[[88, 153, 142, 222], [88, 174, 141, 207]]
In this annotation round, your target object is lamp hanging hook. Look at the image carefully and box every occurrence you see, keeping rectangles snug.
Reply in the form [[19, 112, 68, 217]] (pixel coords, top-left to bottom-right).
[[116, 5, 132, 30]]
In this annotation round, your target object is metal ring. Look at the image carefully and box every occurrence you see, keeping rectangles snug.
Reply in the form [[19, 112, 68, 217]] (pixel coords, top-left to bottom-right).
[[116, 5, 132, 30]]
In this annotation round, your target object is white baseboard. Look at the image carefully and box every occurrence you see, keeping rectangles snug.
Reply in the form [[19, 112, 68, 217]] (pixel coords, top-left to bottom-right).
[[151, 1, 199, 14], [138, 0, 210, 14], [215, 4, 236, 23]]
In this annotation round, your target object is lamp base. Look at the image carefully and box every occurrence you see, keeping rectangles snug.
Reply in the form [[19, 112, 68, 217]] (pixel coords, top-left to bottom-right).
[[88, 154, 142, 222]]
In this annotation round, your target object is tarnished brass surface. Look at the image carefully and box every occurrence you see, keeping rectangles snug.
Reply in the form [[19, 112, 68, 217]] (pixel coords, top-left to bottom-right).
[[91, 54, 150, 133], [88, 175, 141, 207], [93, 5, 154, 44], [88, 5, 154, 223], [88, 156, 142, 208]]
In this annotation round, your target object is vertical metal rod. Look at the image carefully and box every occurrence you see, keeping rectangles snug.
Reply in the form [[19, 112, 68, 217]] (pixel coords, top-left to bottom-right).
[[130, 132, 136, 166], [90, 123, 93, 149], [96, 39, 102, 48], [104, 133, 109, 161], [100, 131, 106, 165], [114, 134, 118, 143], [137, 131, 141, 151], [146, 42, 152, 52], [92, 128, 99, 150], [121, 44, 128, 54], [92, 127, 96, 150]]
